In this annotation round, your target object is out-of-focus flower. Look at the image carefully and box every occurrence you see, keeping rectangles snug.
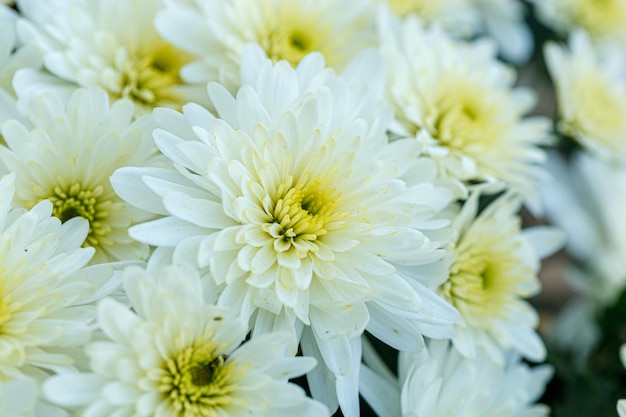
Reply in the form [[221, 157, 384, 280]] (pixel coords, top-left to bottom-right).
[[541, 151, 626, 360], [381, 0, 477, 35], [0, 172, 119, 384], [0, 5, 41, 130], [43, 264, 329, 417], [440, 192, 564, 362], [0, 87, 164, 263], [532, 0, 626, 42], [15, 0, 201, 116], [545, 31, 626, 163], [379, 13, 550, 205], [0, 378, 67, 417], [155, 0, 376, 92], [112, 47, 459, 416], [361, 340, 553, 417], [469, 0, 534, 63], [542, 151, 626, 301], [0, 378, 38, 417], [0, 5, 41, 97], [380, 0, 533, 62]]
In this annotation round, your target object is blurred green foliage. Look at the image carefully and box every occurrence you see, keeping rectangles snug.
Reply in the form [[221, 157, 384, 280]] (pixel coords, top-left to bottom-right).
[[543, 288, 626, 417]]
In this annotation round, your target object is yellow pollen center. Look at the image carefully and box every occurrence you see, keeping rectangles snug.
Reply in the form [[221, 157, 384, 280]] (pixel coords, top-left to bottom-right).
[[569, 0, 626, 38], [161, 342, 241, 416], [118, 43, 188, 114], [262, 176, 342, 256], [387, 0, 445, 19], [439, 232, 528, 327], [562, 69, 626, 148], [42, 180, 119, 248], [262, 27, 316, 67], [255, 7, 334, 68], [427, 76, 508, 152]]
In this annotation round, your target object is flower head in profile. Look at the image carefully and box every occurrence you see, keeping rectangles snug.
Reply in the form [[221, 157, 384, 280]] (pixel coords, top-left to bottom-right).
[[155, 0, 375, 92], [112, 47, 459, 415], [43, 264, 329, 417], [439, 191, 564, 362], [360, 340, 553, 417], [545, 31, 626, 163], [540, 152, 626, 361], [0, 87, 163, 263], [0, 173, 118, 384], [16, 0, 199, 116], [378, 13, 550, 202], [542, 151, 626, 303]]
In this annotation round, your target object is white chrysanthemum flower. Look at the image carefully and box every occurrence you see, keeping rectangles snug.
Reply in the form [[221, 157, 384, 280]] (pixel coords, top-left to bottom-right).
[[379, 0, 532, 63], [43, 264, 329, 417], [378, 13, 550, 202], [0, 172, 119, 384], [542, 152, 626, 302], [112, 48, 459, 416], [399, 341, 553, 417], [532, 0, 626, 41], [360, 340, 553, 417], [0, 87, 164, 263], [385, 0, 534, 63], [15, 0, 200, 116], [439, 191, 564, 362], [0, 6, 41, 96], [541, 152, 626, 360], [155, 0, 376, 92], [380, 0, 477, 35], [0, 5, 41, 128], [545, 31, 626, 163]]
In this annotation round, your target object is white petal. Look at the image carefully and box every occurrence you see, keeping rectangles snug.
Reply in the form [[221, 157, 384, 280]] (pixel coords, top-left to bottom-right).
[[129, 217, 206, 246], [43, 373, 106, 407], [359, 364, 401, 417], [97, 298, 142, 345], [162, 191, 233, 229], [522, 226, 566, 259]]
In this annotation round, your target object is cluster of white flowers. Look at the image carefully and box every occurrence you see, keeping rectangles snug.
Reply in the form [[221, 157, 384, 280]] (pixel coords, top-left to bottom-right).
[[537, 0, 626, 414], [8, 0, 626, 416]]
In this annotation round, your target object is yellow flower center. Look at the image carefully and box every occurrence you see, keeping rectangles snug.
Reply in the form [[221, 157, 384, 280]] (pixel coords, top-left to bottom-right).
[[117, 43, 189, 114], [569, 0, 626, 38], [36, 180, 122, 249], [262, 27, 316, 67], [161, 341, 242, 416], [562, 68, 626, 148], [262, 174, 343, 257], [255, 8, 334, 67], [427, 75, 510, 153], [439, 227, 529, 327], [387, 0, 445, 19]]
